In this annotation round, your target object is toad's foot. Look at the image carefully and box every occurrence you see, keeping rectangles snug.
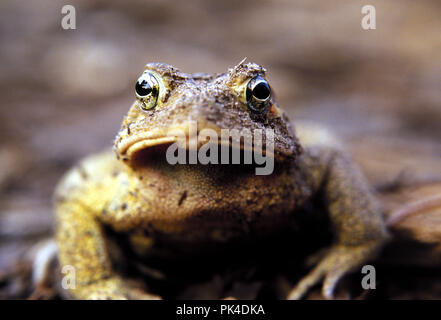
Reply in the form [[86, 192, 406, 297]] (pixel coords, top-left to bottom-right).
[[287, 243, 379, 300], [70, 277, 162, 300]]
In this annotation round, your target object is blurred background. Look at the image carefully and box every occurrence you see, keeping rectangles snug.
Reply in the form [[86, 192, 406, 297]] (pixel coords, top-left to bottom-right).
[[0, 0, 440, 299]]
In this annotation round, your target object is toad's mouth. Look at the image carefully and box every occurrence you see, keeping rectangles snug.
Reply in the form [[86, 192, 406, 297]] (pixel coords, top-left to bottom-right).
[[120, 134, 181, 160], [119, 135, 273, 164], [116, 122, 278, 164]]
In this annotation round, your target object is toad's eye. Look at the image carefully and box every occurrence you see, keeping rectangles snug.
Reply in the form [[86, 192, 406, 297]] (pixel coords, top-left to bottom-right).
[[135, 72, 159, 110], [246, 75, 271, 113]]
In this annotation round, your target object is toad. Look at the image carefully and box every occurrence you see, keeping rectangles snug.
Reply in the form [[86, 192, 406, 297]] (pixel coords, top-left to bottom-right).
[[54, 61, 387, 299]]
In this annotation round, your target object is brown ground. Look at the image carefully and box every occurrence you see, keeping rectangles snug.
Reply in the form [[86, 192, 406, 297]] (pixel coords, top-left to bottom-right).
[[0, 0, 440, 299]]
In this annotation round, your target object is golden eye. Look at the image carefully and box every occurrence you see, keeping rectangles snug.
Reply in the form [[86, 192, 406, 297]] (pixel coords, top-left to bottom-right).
[[135, 72, 159, 110], [246, 75, 271, 113]]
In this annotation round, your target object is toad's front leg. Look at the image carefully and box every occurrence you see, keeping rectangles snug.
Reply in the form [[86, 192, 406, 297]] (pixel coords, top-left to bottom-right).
[[54, 154, 160, 300], [288, 140, 388, 300]]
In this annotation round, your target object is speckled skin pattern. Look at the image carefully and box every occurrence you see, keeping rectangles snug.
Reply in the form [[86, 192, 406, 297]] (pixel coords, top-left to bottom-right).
[[54, 62, 387, 299]]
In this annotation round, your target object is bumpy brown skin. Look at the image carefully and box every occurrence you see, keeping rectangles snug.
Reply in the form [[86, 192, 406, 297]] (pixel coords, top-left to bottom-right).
[[54, 62, 387, 300]]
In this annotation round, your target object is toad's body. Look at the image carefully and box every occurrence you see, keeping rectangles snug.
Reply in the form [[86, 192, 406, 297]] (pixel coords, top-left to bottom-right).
[[55, 62, 387, 299]]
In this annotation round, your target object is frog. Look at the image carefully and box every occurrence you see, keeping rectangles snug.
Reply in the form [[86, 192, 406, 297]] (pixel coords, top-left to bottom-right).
[[54, 61, 388, 300]]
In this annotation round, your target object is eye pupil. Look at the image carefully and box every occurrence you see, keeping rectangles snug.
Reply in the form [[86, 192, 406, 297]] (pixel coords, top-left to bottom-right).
[[246, 76, 271, 113], [252, 81, 270, 100], [136, 79, 152, 97]]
